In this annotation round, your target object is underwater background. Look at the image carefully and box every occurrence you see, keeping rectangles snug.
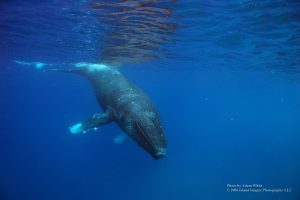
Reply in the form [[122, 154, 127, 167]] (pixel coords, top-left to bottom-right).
[[0, 0, 300, 200]]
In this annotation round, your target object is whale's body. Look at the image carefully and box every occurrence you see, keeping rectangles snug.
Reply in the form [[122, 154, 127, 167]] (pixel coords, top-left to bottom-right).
[[69, 63, 167, 159]]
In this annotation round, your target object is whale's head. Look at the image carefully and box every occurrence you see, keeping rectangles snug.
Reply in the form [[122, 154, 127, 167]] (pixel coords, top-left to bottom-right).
[[132, 114, 167, 160]]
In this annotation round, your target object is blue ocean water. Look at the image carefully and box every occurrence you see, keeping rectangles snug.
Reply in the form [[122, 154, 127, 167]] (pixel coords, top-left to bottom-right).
[[0, 0, 300, 200]]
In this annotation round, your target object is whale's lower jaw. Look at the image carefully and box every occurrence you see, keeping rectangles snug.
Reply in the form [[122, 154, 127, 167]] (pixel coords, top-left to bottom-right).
[[153, 148, 167, 159]]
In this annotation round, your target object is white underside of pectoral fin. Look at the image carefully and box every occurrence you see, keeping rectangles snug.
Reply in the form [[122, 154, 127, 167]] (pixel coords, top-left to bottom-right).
[[69, 123, 85, 134], [113, 133, 128, 144], [69, 123, 99, 134]]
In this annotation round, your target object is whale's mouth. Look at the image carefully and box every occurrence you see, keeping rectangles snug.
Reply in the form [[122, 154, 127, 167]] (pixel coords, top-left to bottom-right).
[[134, 120, 167, 160], [154, 148, 167, 159]]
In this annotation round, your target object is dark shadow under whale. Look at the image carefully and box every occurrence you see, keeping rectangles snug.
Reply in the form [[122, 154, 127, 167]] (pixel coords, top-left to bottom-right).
[[67, 63, 167, 159]]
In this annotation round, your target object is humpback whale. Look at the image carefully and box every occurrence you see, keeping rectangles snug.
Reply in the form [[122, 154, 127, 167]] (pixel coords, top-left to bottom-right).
[[68, 63, 167, 159]]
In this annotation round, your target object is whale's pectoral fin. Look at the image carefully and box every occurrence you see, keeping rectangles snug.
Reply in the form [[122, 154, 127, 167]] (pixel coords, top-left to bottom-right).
[[113, 133, 128, 144], [69, 112, 113, 134]]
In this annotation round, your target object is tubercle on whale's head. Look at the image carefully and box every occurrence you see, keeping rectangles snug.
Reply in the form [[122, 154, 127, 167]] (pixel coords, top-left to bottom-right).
[[132, 115, 167, 160]]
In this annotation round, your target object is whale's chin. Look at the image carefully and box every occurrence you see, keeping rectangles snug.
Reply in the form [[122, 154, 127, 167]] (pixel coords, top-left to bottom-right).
[[153, 148, 167, 160]]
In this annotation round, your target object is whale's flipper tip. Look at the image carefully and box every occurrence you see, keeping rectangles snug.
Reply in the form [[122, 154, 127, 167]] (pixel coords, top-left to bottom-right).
[[113, 133, 128, 144], [69, 123, 85, 134], [69, 112, 112, 135], [14, 60, 46, 70]]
